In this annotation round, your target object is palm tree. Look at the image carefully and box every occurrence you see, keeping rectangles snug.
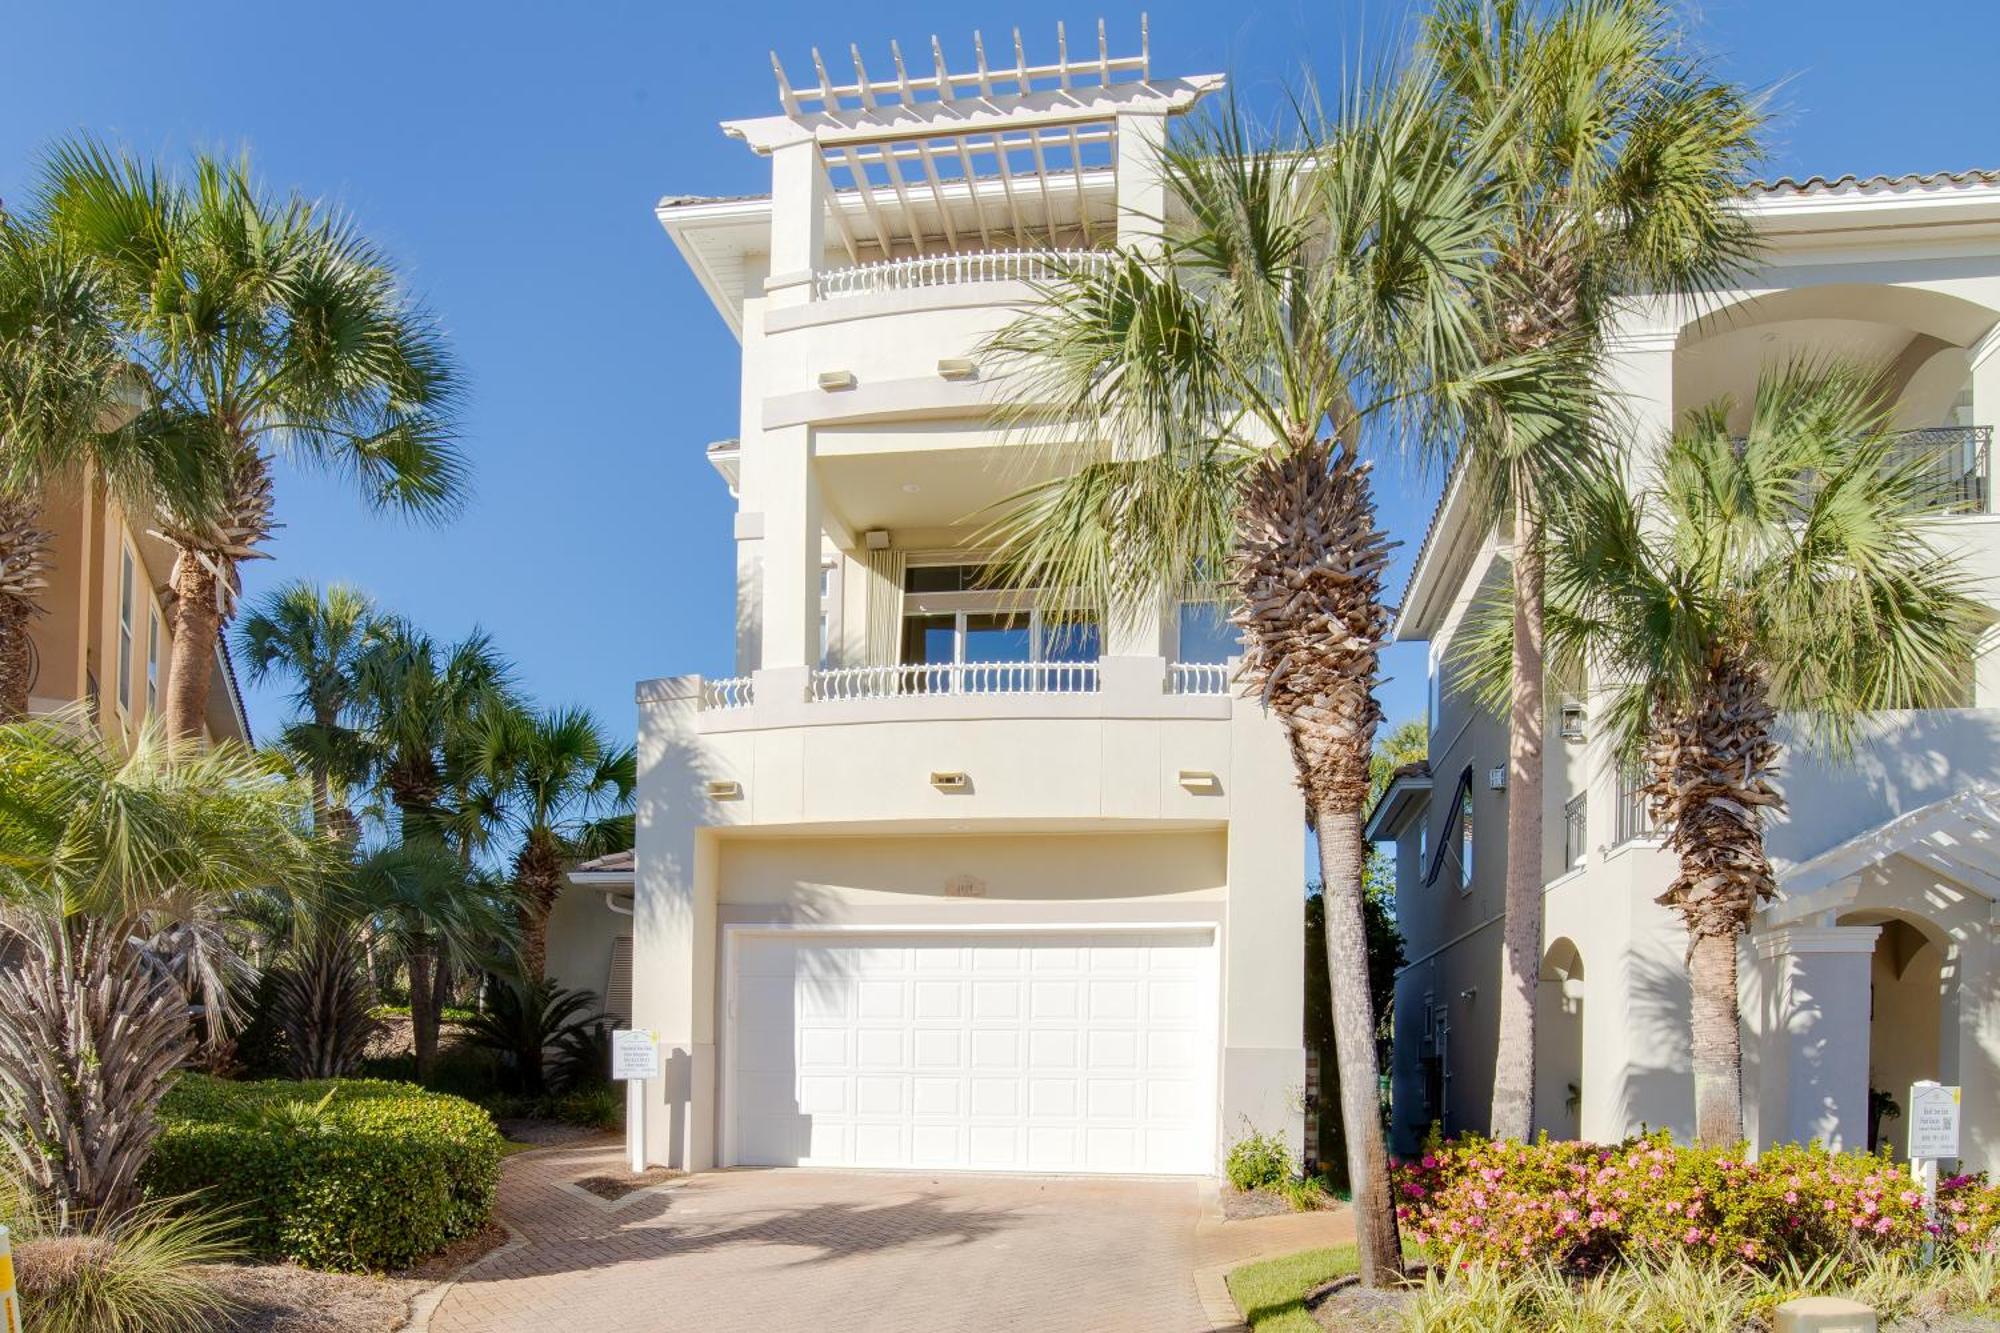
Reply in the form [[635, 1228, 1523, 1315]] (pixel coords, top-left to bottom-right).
[[1420, 0, 1765, 1140], [1520, 366, 1981, 1145], [237, 580, 381, 837], [34, 138, 466, 741], [475, 704, 635, 981], [979, 85, 1566, 1286], [0, 211, 226, 721], [0, 711, 322, 1223]]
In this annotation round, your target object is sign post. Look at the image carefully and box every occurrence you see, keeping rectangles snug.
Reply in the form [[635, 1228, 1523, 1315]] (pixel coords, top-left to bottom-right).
[[1908, 1081, 1961, 1261], [612, 1029, 661, 1176], [0, 1222, 20, 1333]]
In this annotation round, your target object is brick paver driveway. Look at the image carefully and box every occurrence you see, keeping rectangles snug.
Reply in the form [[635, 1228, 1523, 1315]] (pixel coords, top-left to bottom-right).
[[423, 1140, 1352, 1332]]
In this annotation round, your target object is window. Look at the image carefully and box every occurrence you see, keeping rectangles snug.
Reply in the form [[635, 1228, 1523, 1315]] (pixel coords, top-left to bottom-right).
[[1459, 787, 1475, 891], [1176, 600, 1239, 664], [1423, 766, 1475, 890], [116, 547, 135, 714], [146, 608, 161, 715]]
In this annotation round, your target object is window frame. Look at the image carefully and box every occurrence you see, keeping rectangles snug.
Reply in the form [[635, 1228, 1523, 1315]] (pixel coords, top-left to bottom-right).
[[116, 544, 136, 715]]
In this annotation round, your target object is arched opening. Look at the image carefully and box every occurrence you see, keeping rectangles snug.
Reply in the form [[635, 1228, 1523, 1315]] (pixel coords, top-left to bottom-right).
[[1534, 938, 1585, 1140], [1839, 910, 1948, 1160]]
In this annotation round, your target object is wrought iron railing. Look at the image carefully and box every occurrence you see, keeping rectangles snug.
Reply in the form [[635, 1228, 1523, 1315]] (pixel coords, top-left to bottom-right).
[[1615, 765, 1654, 844], [1891, 425, 1991, 515], [1168, 661, 1233, 696], [1562, 792, 1588, 870], [811, 248, 1119, 300], [808, 660, 1100, 700], [699, 675, 755, 710]]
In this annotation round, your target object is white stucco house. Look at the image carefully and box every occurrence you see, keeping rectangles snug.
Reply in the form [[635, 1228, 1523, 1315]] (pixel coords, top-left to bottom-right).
[[544, 23, 1309, 1178], [1372, 169, 2000, 1175]]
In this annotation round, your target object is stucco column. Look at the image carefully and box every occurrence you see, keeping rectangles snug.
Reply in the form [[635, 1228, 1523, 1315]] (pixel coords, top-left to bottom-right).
[[754, 424, 822, 702], [1220, 690, 1308, 1163], [1752, 924, 1879, 1153], [1947, 917, 2000, 1174], [1971, 328, 2000, 514], [632, 676, 717, 1169], [1115, 110, 1168, 253], [762, 134, 825, 309]]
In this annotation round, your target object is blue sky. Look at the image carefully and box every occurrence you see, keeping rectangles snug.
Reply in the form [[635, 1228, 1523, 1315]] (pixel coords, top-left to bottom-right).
[[4, 0, 1998, 746]]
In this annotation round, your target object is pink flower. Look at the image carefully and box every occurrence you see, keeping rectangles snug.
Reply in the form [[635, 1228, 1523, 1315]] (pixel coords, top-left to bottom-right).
[[1783, 1191, 1798, 1204], [1421, 1155, 1438, 1169], [1683, 1227, 1703, 1243]]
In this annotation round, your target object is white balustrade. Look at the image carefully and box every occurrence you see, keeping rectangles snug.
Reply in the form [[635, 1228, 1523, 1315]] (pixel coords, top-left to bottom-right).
[[1167, 662, 1233, 696], [699, 675, 755, 710], [808, 660, 1100, 700], [811, 248, 1119, 300]]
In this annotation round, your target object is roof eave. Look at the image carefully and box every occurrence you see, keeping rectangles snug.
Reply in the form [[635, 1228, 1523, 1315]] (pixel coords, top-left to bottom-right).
[[1364, 773, 1434, 843]]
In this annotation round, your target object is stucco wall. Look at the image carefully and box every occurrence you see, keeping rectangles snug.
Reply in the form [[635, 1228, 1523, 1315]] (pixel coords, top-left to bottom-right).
[[545, 882, 630, 1012]]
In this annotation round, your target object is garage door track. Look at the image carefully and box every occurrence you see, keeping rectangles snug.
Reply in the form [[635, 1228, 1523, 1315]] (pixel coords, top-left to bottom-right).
[[422, 1139, 1353, 1332]]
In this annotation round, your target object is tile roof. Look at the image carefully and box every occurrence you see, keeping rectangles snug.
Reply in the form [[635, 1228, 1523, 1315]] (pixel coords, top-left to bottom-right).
[[1752, 168, 2000, 196], [657, 191, 768, 210], [575, 849, 634, 873]]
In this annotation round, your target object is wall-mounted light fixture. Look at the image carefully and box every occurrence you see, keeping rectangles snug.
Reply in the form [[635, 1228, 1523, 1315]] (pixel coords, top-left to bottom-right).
[[929, 771, 970, 792], [1177, 769, 1221, 794], [936, 357, 977, 380], [1560, 704, 1586, 741], [1487, 765, 1508, 792], [864, 528, 891, 550], [703, 779, 743, 800], [817, 369, 858, 391]]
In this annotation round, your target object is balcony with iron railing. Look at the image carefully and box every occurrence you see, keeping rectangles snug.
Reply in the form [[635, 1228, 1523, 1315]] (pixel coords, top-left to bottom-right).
[[1892, 425, 1991, 515]]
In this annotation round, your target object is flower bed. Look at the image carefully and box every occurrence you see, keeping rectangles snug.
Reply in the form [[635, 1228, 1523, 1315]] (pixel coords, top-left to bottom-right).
[[1394, 1131, 2000, 1273], [143, 1075, 503, 1272]]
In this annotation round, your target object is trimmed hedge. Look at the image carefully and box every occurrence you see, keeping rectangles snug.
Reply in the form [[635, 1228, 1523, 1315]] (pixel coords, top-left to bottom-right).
[[143, 1075, 503, 1272]]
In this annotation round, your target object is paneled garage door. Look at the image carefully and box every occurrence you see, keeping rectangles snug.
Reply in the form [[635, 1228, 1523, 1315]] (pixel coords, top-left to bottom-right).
[[726, 929, 1219, 1174]]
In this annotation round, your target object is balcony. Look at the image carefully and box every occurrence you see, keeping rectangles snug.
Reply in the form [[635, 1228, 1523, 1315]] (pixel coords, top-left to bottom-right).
[[810, 248, 1119, 302], [692, 660, 1233, 715], [1893, 425, 1991, 515]]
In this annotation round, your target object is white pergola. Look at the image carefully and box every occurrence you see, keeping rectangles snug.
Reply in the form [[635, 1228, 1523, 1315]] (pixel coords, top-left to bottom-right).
[[1768, 782, 2000, 925], [721, 17, 1224, 264]]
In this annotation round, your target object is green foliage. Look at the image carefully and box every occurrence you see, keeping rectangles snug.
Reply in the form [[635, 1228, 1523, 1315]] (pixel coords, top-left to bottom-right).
[[1225, 1244, 1360, 1332], [9, 1200, 240, 1333], [1396, 1131, 2000, 1276], [142, 1075, 501, 1272], [459, 974, 607, 1096], [1226, 1124, 1298, 1193]]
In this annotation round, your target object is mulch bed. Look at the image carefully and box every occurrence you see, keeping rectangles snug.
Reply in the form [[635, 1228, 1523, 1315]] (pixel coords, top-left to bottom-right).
[[1306, 1275, 1419, 1332], [575, 1166, 684, 1201], [1221, 1187, 1297, 1221], [201, 1220, 509, 1333]]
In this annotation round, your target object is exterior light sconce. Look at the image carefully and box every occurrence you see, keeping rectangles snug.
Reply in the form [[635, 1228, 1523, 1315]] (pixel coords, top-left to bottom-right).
[[930, 771, 970, 792], [1177, 769, 1221, 794], [1560, 704, 1586, 741], [1487, 765, 1508, 792], [864, 528, 891, 550], [936, 357, 977, 380], [817, 369, 858, 391], [703, 779, 743, 800]]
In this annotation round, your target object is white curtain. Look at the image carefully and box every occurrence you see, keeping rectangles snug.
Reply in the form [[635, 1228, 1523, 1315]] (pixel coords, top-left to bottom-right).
[[864, 548, 906, 667]]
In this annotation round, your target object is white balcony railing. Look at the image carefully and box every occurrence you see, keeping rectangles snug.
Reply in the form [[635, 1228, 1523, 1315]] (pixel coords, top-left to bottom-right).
[[1168, 662, 1233, 696], [700, 675, 755, 710], [809, 661, 1100, 700], [811, 248, 1120, 301]]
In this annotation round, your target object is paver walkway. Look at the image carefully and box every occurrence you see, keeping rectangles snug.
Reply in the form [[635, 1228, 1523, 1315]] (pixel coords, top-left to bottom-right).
[[423, 1139, 1353, 1332]]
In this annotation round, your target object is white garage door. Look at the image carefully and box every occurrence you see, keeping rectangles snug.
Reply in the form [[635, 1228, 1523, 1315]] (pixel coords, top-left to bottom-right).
[[726, 929, 1219, 1174]]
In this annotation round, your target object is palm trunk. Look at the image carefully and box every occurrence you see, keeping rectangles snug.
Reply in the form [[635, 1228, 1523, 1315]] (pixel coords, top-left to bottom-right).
[[1490, 495, 1545, 1140], [408, 943, 438, 1082], [431, 955, 454, 1026], [0, 493, 55, 722], [163, 552, 224, 742], [1317, 802, 1404, 1286], [514, 831, 565, 982], [1688, 929, 1743, 1146]]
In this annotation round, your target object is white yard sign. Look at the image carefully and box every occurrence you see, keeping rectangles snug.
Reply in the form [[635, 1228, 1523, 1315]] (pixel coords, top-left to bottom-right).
[[1908, 1082, 1961, 1160], [612, 1030, 660, 1175]]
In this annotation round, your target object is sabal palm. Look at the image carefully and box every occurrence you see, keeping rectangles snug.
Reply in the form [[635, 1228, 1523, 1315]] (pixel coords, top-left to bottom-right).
[[0, 711, 322, 1222], [981, 86, 1554, 1286], [353, 619, 514, 843], [237, 580, 382, 836], [35, 138, 465, 740], [1531, 366, 1980, 1145], [1421, 0, 1765, 1139], [0, 214, 225, 720], [474, 703, 635, 981]]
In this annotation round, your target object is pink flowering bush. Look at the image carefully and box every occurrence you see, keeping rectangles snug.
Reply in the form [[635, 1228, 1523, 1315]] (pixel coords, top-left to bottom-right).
[[1394, 1131, 2000, 1275]]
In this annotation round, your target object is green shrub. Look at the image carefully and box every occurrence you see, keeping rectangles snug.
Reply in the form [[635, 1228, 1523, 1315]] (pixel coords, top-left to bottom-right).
[[1225, 1124, 1295, 1193], [142, 1075, 502, 1272], [11, 1200, 239, 1333]]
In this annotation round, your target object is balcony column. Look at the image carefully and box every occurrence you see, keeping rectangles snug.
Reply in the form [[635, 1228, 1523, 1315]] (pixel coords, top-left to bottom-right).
[[1971, 326, 2000, 513], [753, 424, 822, 702], [1752, 924, 1879, 1154], [1115, 110, 1168, 254], [763, 131, 825, 309]]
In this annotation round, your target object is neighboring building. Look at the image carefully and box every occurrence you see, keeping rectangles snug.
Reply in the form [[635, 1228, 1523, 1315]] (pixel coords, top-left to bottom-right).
[[24, 474, 250, 747], [1374, 170, 2000, 1174], [547, 23, 1310, 1178]]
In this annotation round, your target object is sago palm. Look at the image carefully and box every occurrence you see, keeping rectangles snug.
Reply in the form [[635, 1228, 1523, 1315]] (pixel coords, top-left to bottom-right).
[[237, 580, 382, 837], [0, 711, 322, 1223], [980, 84, 1565, 1285], [1523, 365, 1981, 1145], [35, 138, 466, 740], [0, 213, 225, 721], [1421, 0, 1765, 1139], [472, 703, 635, 982]]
